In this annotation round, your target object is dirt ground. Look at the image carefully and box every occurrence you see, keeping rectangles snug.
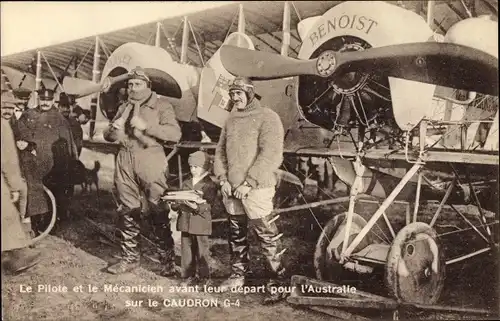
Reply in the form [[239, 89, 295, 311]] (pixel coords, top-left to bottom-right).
[[2, 148, 499, 320]]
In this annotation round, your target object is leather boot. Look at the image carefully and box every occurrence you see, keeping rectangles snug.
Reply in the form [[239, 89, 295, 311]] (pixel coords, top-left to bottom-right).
[[251, 214, 287, 305], [220, 215, 248, 291], [149, 202, 176, 277], [107, 208, 141, 274], [4, 247, 41, 274]]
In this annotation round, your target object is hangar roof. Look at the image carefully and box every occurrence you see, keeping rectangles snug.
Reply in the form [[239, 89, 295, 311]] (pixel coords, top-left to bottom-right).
[[1, 1, 497, 82]]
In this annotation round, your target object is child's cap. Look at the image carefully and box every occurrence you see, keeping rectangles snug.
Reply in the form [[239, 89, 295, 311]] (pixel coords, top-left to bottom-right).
[[188, 151, 212, 170]]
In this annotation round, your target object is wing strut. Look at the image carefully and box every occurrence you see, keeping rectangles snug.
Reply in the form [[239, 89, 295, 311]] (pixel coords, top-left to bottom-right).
[[89, 36, 101, 140]]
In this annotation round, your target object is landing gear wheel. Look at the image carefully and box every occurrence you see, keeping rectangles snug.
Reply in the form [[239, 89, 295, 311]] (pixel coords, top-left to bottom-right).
[[29, 185, 57, 245], [314, 212, 374, 281], [385, 222, 445, 305]]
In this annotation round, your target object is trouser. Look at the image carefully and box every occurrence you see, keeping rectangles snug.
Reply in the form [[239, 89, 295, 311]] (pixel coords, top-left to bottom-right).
[[180, 232, 210, 279], [114, 147, 168, 210], [223, 188, 285, 279], [228, 214, 285, 279], [114, 147, 172, 262], [118, 203, 174, 263], [1, 178, 29, 251]]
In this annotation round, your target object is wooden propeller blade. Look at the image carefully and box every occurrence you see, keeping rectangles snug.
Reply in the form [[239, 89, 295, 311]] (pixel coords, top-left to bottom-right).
[[220, 43, 498, 96], [70, 73, 131, 98], [334, 42, 498, 96], [220, 45, 320, 79]]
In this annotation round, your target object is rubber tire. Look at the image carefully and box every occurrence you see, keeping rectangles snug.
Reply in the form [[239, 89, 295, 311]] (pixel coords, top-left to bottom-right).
[[314, 212, 374, 281], [29, 185, 57, 245]]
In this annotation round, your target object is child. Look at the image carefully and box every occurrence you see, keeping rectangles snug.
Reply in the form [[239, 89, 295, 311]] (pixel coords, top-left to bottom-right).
[[171, 151, 218, 286]]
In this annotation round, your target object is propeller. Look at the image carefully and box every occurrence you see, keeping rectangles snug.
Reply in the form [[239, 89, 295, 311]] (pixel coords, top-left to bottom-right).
[[66, 73, 131, 98], [220, 42, 498, 96]]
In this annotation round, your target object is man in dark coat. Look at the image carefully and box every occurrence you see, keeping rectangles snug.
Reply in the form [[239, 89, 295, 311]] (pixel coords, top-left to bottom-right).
[[169, 151, 218, 286], [16, 89, 78, 223]]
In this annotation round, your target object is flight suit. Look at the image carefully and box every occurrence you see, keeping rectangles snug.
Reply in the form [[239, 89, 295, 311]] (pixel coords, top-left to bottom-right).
[[104, 92, 181, 273]]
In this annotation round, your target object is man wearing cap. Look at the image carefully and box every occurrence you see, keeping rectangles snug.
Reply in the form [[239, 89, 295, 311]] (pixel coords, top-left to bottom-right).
[[103, 67, 182, 275], [16, 88, 78, 223], [214, 76, 287, 304], [1, 94, 41, 274]]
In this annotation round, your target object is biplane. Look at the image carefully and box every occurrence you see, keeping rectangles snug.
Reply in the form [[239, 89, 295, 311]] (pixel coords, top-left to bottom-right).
[[1, 0, 498, 315]]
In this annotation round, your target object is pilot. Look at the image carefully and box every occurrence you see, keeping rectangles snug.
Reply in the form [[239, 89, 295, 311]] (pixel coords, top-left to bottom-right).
[[214, 77, 287, 304], [16, 89, 78, 226], [103, 67, 182, 275]]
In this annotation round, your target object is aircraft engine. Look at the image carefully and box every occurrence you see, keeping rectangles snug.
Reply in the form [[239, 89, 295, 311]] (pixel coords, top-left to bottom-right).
[[294, 1, 436, 134]]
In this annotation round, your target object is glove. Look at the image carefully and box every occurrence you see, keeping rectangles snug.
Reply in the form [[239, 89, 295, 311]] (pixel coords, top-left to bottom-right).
[[112, 117, 126, 130], [130, 116, 147, 131], [16, 140, 28, 150], [221, 181, 232, 198], [182, 200, 198, 210]]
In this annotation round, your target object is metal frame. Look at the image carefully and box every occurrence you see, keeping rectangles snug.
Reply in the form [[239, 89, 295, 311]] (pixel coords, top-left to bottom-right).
[[89, 36, 101, 138], [327, 117, 498, 267]]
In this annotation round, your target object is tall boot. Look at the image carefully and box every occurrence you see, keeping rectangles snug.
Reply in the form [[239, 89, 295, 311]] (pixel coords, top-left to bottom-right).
[[150, 202, 176, 277], [107, 208, 141, 274], [251, 214, 287, 305], [220, 215, 249, 291]]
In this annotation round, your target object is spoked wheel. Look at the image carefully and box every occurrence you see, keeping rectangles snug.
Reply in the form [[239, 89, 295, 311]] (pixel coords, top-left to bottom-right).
[[385, 222, 445, 305], [29, 185, 57, 245], [314, 212, 374, 281]]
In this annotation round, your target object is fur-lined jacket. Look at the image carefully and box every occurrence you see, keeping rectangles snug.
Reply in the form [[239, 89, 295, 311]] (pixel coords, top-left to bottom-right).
[[214, 98, 284, 189]]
